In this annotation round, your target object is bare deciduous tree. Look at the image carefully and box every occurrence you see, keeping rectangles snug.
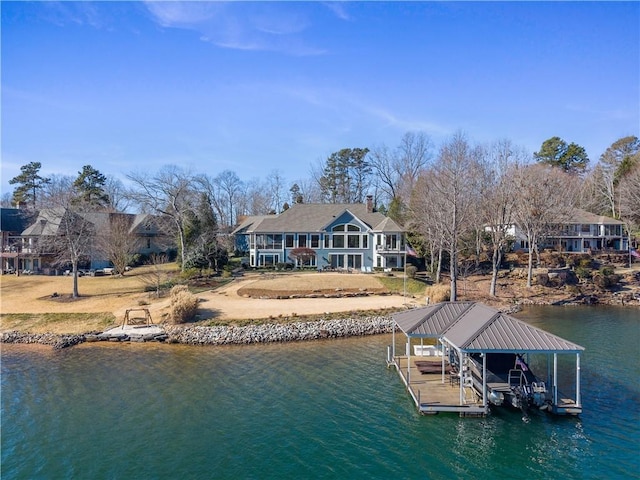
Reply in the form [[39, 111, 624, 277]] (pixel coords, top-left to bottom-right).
[[371, 131, 433, 211], [512, 164, 578, 287], [410, 132, 480, 301], [35, 206, 95, 298], [95, 214, 139, 276], [617, 162, 640, 261], [127, 165, 196, 272], [479, 140, 527, 296], [138, 253, 169, 298], [214, 170, 244, 227]]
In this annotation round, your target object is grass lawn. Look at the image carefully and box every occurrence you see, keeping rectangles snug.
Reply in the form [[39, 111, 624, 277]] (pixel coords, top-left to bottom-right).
[[1, 264, 425, 333]]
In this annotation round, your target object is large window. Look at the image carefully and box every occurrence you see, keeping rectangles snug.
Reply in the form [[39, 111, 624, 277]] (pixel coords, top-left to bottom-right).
[[285, 234, 295, 248], [256, 234, 282, 249], [260, 254, 279, 266], [333, 224, 361, 232], [298, 235, 307, 247], [330, 224, 366, 249], [311, 234, 320, 248], [604, 225, 621, 236], [385, 234, 398, 250], [329, 254, 362, 269]]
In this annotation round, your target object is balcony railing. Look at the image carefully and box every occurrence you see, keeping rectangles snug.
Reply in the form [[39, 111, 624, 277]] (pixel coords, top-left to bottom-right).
[[376, 245, 403, 252]]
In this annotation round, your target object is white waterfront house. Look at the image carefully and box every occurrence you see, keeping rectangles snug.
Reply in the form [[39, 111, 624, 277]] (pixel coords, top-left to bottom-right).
[[510, 208, 627, 253]]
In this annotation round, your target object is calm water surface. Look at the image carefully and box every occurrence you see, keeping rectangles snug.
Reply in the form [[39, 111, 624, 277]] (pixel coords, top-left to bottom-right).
[[2, 306, 639, 479]]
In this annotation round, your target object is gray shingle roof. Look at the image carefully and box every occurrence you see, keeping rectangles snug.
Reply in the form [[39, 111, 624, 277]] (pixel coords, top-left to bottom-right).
[[569, 208, 624, 226], [21, 208, 66, 236], [393, 302, 584, 354], [0, 208, 33, 233], [233, 203, 403, 234]]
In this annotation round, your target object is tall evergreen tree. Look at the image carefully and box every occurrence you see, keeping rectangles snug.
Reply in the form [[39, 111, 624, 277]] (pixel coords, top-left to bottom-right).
[[319, 148, 370, 203], [9, 161, 51, 208], [73, 165, 109, 208], [534, 136, 589, 175]]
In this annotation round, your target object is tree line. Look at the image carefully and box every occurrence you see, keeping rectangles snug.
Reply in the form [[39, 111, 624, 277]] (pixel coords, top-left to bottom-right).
[[5, 132, 639, 301]]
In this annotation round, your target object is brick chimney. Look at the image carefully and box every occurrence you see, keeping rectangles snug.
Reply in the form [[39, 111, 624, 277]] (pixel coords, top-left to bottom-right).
[[366, 195, 374, 213]]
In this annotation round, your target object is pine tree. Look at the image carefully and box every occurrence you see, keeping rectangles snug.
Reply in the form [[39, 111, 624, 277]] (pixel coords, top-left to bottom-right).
[[9, 162, 51, 208]]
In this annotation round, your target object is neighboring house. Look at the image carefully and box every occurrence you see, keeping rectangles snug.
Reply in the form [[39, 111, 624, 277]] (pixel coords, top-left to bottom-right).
[[0, 208, 35, 273], [232, 199, 409, 270], [511, 208, 628, 253], [0, 207, 170, 274]]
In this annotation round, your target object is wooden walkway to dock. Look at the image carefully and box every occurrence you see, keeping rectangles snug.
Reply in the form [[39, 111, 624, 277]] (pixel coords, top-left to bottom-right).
[[391, 356, 487, 416]]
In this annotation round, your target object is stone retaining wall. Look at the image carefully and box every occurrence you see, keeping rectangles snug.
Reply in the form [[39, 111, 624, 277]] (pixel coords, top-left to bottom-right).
[[0, 316, 395, 349], [0, 331, 85, 349]]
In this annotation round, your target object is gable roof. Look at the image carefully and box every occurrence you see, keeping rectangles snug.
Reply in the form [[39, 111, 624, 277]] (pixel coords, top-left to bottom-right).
[[233, 203, 403, 234], [392, 302, 476, 337], [21, 209, 163, 237], [392, 302, 584, 354], [233, 215, 274, 234], [21, 207, 67, 236]]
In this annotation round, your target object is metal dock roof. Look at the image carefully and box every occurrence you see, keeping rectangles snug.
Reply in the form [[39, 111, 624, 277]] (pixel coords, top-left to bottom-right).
[[392, 302, 584, 354]]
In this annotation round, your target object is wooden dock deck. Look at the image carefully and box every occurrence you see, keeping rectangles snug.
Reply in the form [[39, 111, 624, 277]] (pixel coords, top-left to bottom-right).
[[390, 356, 488, 416]]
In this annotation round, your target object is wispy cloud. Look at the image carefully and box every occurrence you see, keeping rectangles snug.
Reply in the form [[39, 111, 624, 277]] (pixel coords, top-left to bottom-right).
[[280, 83, 451, 137], [38, 2, 110, 29], [322, 2, 351, 21], [144, 2, 326, 56]]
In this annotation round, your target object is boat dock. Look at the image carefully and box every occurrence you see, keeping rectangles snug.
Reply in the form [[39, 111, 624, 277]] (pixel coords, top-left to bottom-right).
[[388, 302, 584, 417], [391, 355, 487, 416]]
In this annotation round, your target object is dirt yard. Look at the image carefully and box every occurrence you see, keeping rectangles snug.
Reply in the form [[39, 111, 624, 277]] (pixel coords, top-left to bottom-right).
[[0, 270, 418, 333], [3, 264, 638, 334]]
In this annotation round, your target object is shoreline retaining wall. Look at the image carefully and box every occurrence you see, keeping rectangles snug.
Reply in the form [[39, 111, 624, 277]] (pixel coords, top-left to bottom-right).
[[0, 316, 395, 349]]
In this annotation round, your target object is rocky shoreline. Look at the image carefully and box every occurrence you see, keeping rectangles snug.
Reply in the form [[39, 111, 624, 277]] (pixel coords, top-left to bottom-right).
[[2, 297, 637, 350], [1, 316, 396, 349]]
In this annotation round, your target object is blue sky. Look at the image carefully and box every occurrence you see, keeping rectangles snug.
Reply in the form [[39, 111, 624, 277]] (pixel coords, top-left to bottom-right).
[[2, 1, 639, 198]]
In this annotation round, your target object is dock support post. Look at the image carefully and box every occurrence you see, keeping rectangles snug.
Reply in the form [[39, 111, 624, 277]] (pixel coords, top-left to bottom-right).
[[576, 353, 581, 407], [392, 324, 396, 358], [407, 340, 411, 385], [482, 353, 487, 408], [553, 353, 558, 407]]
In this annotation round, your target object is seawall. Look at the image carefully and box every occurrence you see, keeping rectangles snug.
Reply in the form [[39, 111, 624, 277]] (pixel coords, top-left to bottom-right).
[[0, 316, 395, 349]]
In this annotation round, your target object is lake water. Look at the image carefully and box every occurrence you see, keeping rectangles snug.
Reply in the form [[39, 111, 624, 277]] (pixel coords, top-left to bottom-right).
[[2, 306, 638, 479]]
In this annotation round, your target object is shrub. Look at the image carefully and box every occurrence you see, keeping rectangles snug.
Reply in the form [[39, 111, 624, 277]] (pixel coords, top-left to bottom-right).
[[575, 266, 592, 280], [180, 268, 201, 280], [579, 258, 593, 269], [169, 285, 198, 324], [593, 273, 621, 289], [425, 284, 450, 303], [406, 265, 418, 279], [599, 266, 615, 276], [536, 273, 550, 287], [540, 251, 565, 268]]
